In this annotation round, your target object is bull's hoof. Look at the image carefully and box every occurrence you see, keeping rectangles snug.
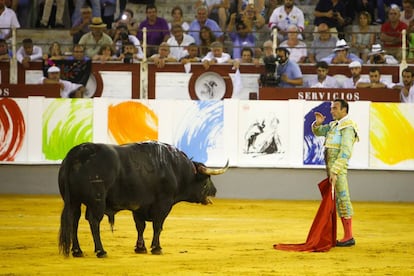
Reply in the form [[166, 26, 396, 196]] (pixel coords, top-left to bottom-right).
[[151, 247, 162, 255], [134, 246, 147, 254], [96, 250, 107, 258], [72, 249, 84, 257]]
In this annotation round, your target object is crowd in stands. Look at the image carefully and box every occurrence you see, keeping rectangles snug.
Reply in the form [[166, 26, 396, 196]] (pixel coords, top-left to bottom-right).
[[0, 0, 413, 101]]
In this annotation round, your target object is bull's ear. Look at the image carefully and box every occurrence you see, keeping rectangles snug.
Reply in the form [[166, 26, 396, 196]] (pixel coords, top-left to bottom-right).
[[197, 160, 229, 175]]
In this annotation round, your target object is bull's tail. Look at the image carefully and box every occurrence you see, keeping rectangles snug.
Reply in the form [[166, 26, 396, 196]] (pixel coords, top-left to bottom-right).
[[58, 159, 74, 257], [58, 201, 73, 257]]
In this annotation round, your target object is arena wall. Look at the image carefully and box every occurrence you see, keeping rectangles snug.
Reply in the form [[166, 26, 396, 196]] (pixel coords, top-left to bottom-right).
[[0, 164, 412, 202]]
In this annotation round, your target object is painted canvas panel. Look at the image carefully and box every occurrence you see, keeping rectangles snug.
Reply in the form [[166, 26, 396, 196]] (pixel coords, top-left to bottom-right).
[[0, 98, 28, 161], [237, 100, 289, 167], [107, 100, 159, 145], [303, 101, 370, 168], [172, 100, 225, 166], [42, 99, 93, 161], [370, 103, 414, 170]]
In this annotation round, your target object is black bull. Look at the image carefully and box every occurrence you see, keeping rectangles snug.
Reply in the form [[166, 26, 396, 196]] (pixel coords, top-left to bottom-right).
[[58, 142, 228, 258]]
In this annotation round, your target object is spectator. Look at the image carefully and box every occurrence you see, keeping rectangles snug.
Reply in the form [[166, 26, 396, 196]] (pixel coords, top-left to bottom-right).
[[254, 39, 275, 66], [92, 44, 120, 63], [376, 0, 402, 24], [72, 0, 101, 26], [189, 5, 224, 45], [227, 13, 256, 59], [180, 43, 202, 64], [78, 17, 113, 58], [39, 0, 65, 28], [354, 0, 376, 25], [16, 38, 43, 69], [101, 0, 116, 29], [380, 4, 407, 61], [168, 6, 190, 32], [240, 46, 254, 63], [70, 5, 92, 44], [117, 0, 127, 18], [137, 4, 170, 57], [148, 42, 177, 68], [112, 8, 139, 36], [342, 61, 368, 88], [274, 46, 303, 87], [232, 46, 255, 69], [308, 23, 338, 63], [367, 43, 399, 64], [264, 0, 281, 24], [313, 0, 348, 39], [119, 41, 142, 63], [237, 0, 265, 16], [43, 41, 64, 66], [305, 61, 339, 88], [67, 44, 90, 61], [407, 20, 414, 61], [321, 39, 363, 64], [400, 0, 414, 26], [64, 44, 92, 86], [40, 66, 86, 98], [0, 0, 20, 40], [241, 3, 268, 47], [202, 41, 231, 69], [0, 38, 10, 61], [9, 0, 31, 28], [278, 24, 307, 63], [393, 67, 414, 102], [205, 0, 231, 31], [268, 0, 305, 42], [167, 24, 195, 61], [199, 26, 217, 57], [357, 67, 394, 88], [112, 23, 144, 59], [351, 11, 376, 63]]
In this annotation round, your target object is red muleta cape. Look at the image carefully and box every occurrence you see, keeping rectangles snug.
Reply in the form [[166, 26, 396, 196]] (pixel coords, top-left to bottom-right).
[[274, 178, 337, 252]]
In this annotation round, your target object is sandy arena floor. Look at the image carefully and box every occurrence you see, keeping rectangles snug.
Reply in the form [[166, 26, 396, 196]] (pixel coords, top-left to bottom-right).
[[0, 195, 413, 275]]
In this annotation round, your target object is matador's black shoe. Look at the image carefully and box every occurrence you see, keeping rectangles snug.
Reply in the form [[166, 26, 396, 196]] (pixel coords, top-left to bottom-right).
[[336, 238, 355, 247]]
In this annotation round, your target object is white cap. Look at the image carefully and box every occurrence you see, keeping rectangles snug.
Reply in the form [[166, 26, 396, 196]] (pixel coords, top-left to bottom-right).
[[47, 66, 60, 73], [348, 61, 362, 68]]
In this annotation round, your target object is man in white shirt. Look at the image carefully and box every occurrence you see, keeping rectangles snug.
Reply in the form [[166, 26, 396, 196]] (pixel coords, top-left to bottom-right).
[[342, 61, 368, 88], [393, 68, 414, 102], [367, 44, 399, 65], [16, 38, 43, 69], [167, 24, 195, 61], [40, 66, 86, 98], [268, 0, 304, 42], [356, 67, 394, 89], [0, 0, 20, 40], [305, 61, 339, 88], [202, 41, 231, 69]]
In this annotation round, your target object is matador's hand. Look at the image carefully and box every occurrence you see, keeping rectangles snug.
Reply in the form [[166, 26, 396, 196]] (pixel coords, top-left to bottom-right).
[[314, 112, 326, 126], [329, 173, 337, 199]]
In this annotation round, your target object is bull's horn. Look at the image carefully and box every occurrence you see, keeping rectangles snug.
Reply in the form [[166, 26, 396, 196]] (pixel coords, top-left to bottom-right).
[[198, 160, 229, 175]]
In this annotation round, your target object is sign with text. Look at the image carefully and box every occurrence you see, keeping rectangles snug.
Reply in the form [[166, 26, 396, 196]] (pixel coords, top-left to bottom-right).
[[259, 88, 400, 102]]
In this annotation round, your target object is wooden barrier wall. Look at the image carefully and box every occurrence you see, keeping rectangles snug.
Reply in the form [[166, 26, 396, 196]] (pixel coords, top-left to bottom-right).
[[0, 61, 403, 102]]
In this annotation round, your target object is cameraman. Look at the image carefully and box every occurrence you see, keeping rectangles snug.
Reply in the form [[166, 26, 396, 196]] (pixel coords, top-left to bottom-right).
[[367, 44, 398, 64], [274, 47, 303, 88], [113, 24, 144, 60]]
